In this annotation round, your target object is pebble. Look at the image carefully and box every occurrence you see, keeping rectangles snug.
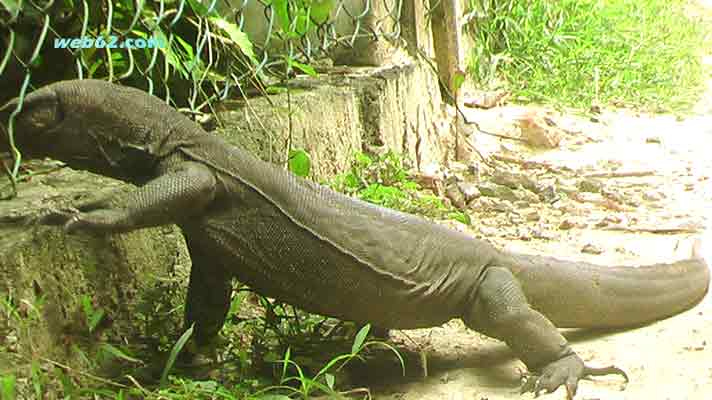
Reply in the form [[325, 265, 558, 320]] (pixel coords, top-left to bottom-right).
[[581, 243, 603, 255]]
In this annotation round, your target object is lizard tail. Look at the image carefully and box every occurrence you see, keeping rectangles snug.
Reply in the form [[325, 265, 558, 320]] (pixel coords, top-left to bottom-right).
[[497, 236, 711, 329]]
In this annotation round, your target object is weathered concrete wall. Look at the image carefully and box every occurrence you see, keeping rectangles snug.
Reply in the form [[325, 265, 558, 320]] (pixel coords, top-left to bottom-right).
[[215, 60, 452, 179], [0, 166, 189, 367]]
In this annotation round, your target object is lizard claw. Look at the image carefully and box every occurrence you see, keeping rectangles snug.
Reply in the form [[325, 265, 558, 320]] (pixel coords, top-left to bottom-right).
[[37, 207, 81, 227], [0, 207, 79, 227], [520, 354, 628, 399]]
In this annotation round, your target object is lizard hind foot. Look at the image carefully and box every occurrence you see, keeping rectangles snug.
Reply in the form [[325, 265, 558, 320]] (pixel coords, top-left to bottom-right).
[[520, 354, 628, 399]]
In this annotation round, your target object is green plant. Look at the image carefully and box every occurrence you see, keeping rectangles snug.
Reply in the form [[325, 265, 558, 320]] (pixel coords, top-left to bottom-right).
[[256, 324, 404, 399], [80, 295, 105, 334], [288, 149, 312, 177], [0, 374, 16, 400], [331, 151, 470, 224], [160, 324, 195, 386], [466, 0, 711, 112]]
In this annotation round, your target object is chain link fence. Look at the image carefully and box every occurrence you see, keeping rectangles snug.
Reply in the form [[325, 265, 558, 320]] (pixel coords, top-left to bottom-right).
[[0, 0, 403, 108], [0, 0, 403, 193]]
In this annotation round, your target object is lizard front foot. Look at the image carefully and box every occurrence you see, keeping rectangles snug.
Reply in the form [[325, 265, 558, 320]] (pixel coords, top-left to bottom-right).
[[520, 354, 628, 399], [37, 208, 128, 233]]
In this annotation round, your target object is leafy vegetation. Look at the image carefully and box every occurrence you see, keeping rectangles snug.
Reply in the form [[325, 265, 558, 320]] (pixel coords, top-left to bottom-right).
[[330, 151, 470, 225], [0, 283, 400, 399], [466, 0, 712, 112]]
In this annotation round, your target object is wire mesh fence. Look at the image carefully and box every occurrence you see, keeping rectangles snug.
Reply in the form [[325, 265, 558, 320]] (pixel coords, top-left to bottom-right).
[[0, 0, 404, 195], [0, 0, 403, 109]]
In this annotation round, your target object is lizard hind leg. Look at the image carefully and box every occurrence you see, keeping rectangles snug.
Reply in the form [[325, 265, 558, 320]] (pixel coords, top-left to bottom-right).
[[462, 266, 627, 399], [182, 241, 233, 364]]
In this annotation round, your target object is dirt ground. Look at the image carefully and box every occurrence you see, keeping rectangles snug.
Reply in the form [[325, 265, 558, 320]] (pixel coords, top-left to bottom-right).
[[354, 58, 712, 400]]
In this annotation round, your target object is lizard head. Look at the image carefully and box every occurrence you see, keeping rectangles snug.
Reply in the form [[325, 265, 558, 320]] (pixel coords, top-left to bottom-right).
[[0, 86, 65, 158], [1, 80, 166, 183]]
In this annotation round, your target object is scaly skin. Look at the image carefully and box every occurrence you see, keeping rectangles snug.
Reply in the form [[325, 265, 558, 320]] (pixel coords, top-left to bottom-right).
[[1, 80, 709, 399]]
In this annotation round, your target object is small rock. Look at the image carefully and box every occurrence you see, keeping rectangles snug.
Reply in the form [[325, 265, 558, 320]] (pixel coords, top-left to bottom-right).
[[457, 182, 481, 203], [517, 228, 532, 241], [445, 183, 467, 209], [531, 227, 554, 240], [595, 214, 623, 227], [578, 178, 603, 193], [475, 197, 514, 213], [448, 161, 470, 175], [574, 192, 604, 203], [415, 163, 444, 193], [514, 188, 540, 204], [477, 182, 519, 202], [581, 243, 603, 255], [557, 185, 579, 195], [492, 199, 515, 213], [464, 89, 511, 109], [492, 170, 538, 192], [525, 210, 541, 222], [624, 194, 641, 207], [645, 136, 662, 144], [468, 163, 482, 183], [601, 188, 626, 204], [642, 190, 664, 202], [479, 226, 499, 236], [515, 109, 564, 148], [538, 184, 559, 203], [509, 214, 525, 225], [559, 219, 577, 230], [515, 200, 531, 209]]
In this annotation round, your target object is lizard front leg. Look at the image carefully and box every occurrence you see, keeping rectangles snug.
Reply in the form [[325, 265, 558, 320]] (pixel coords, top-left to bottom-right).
[[40, 161, 216, 233], [463, 267, 627, 399]]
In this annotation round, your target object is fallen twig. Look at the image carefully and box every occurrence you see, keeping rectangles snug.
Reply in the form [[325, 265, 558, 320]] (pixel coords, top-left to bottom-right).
[[602, 225, 703, 234], [474, 129, 526, 142], [40, 357, 129, 388], [583, 170, 655, 179], [491, 154, 573, 174]]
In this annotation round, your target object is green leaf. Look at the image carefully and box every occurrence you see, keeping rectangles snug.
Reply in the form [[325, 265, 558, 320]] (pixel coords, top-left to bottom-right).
[[30, 361, 42, 398], [88, 309, 105, 333], [269, 0, 291, 32], [101, 343, 143, 364], [288, 149, 311, 177], [186, 0, 211, 16], [294, 14, 312, 36], [55, 368, 75, 396], [160, 324, 194, 386], [290, 60, 317, 77], [354, 152, 372, 167], [309, 0, 334, 24], [324, 373, 335, 389], [280, 347, 291, 383], [450, 212, 471, 225], [81, 296, 104, 333], [0, 0, 20, 19], [266, 85, 288, 95], [0, 374, 16, 400], [452, 70, 466, 93], [209, 17, 257, 64], [152, 30, 189, 79], [351, 324, 370, 354]]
